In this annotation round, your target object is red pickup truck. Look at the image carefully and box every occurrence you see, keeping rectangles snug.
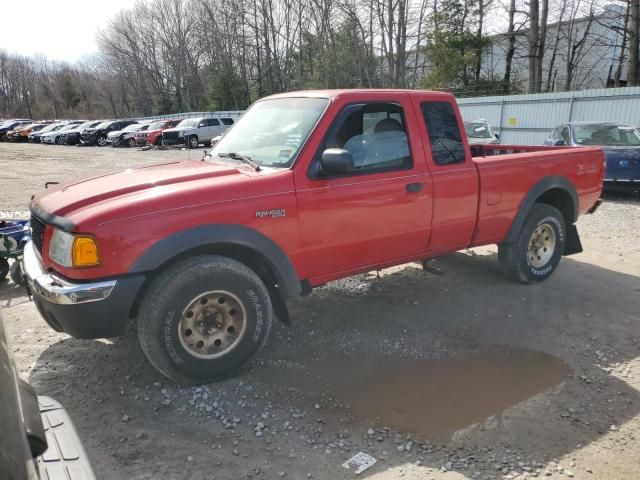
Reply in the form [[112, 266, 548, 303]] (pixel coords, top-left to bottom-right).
[[24, 89, 604, 384]]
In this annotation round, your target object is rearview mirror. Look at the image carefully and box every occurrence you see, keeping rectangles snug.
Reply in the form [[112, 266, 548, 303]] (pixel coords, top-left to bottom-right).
[[320, 148, 354, 175], [553, 139, 565, 146]]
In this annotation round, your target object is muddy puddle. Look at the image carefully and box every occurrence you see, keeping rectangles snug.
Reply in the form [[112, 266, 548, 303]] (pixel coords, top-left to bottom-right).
[[263, 347, 571, 440]]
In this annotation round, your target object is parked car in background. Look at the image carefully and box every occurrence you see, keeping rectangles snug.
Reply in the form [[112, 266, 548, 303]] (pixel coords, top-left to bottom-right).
[[120, 122, 153, 147], [8, 123, 48, 142], [161, 116, 235, 148], [106, 122, 150, 147], [464, 119, 499, 144], [28, 123, 65, 143], [545, 122, 640, 191], [80, 119, 136, 146], [62, 120, 103, 145], [41, 121, 84, 144], [0, 312, 96, 480], [135, 119, 180, 146], [0, 120, 32, 141]]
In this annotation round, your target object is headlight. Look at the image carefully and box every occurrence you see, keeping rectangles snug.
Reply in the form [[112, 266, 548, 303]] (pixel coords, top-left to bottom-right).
[[49, 230, 101, 267], [178, 131, 184, 137]]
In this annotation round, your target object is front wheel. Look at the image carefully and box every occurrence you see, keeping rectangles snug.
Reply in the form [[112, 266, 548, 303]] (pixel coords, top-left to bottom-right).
[[55, 136, 62, 145], [97, 135, 107, 146], [137, 255, 273, 384], [498, 204, 566, 284], [127, 138, 136, 148], [188, 135, 199, 149]]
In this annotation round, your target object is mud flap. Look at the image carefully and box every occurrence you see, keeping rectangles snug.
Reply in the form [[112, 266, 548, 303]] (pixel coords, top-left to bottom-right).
[[268, 284, 291, 326], [563, 224, 583, 256]]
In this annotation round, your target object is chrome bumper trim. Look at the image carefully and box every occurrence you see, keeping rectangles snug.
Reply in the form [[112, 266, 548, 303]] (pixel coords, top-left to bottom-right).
[[23, 241, 116, 305]]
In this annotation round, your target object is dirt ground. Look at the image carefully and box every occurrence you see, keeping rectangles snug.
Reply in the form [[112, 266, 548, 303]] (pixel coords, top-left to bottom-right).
[[1, 142, 639, 480]]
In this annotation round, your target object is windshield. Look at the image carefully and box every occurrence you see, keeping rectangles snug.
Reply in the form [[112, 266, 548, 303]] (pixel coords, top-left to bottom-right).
[[75, 121, 94, 129], [574, 124, 640, 146], [465, 122, 493, 138], [122, 124, 141, 132], [210, 97, 329, 168], [60, 123, 79, 132], [149, 121, 165, 130], [95, 121, 112, 129], [176, 118, 198, 128]]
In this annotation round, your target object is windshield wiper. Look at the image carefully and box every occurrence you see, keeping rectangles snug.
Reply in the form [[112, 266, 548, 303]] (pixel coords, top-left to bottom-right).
[[217, 152, 261, 171]]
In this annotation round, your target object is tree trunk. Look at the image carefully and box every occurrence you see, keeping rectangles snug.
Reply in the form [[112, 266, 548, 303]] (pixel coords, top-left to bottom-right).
[[527, 0, 539, 93], [629, 0, 639, 85], [615, 3, 630, 86], [503, 0, 516, 93]]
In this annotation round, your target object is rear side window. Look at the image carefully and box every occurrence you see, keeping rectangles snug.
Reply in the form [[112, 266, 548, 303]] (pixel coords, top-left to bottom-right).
[[421, 101, 466, 165], [221, 118, 234, 126], [208, 118, 220, 126]]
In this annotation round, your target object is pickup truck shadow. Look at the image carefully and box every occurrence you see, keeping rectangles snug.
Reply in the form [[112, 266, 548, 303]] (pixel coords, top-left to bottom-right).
[[27, 253, 640, 479]]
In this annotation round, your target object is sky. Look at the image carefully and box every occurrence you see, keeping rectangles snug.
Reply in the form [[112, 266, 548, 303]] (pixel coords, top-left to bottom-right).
[[0, 0, 134, 62]]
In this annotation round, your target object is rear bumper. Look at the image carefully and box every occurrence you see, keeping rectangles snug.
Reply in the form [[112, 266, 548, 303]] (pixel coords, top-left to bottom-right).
[[23, 241, 145, 339], [37, 396, 96, 479]]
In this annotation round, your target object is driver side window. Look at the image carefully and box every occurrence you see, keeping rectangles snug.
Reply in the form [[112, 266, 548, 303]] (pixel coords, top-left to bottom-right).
[[321, 102, 412, 174]]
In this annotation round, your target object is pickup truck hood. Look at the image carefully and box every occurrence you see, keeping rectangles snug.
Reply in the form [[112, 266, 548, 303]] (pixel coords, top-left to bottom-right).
[[33, 160, 250, 222], [602, 146, 640, 178]]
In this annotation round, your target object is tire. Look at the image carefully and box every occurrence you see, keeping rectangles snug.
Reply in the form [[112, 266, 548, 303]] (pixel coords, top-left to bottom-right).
[[188, 135, 199, 149], [0, 258, 9, 281], [137, 255, 273, 384], [498, 203, 566, 284], [127, 138, 136, 148], [97, 135, 107, 146], [9, 260, 25, 286], [55, 136, 62, 145]]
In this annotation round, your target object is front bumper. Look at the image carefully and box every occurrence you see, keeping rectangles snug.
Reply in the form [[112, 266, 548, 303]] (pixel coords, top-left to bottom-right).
[[23, 241, 145, 339], [604, 178, 640, 190], [80, 133, 96, 144]]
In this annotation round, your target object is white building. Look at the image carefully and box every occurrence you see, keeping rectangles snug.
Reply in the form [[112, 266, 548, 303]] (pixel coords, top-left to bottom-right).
[[482, 3, 628, 92]]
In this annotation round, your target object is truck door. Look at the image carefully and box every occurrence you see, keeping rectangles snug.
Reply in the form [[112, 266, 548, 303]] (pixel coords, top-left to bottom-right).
[[412, 97, 479, 254], [294, 98, 433, 282]]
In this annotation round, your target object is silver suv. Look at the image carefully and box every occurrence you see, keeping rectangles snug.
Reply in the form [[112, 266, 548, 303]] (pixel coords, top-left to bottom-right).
[[161, 117, 235, 148]]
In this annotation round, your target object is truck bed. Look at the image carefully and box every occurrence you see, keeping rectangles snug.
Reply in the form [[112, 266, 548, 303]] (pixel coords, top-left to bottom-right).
[[469, 144, 605, 247]]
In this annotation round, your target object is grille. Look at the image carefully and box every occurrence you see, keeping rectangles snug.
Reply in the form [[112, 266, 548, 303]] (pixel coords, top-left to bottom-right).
[[30, 215, 46, 255]]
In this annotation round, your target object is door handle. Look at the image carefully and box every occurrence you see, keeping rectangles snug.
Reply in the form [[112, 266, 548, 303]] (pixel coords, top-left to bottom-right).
[[406, 182, 424, 193]]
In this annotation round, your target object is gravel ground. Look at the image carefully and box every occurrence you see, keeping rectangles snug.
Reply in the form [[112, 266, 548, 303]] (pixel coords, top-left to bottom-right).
[[1, 142, 640, 480]]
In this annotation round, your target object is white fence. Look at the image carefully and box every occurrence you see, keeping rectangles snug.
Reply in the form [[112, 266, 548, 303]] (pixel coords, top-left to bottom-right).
[[456, 86, 640, 145]]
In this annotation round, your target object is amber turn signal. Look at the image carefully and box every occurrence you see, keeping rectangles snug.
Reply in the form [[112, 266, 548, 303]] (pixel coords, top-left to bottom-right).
[[72, 236, 101, 267]]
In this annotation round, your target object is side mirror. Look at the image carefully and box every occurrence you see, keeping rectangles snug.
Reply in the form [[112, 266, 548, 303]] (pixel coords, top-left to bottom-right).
[[494, 133, 500, 141], [320, 148, 354, 175], [553, 139, 565, 146]]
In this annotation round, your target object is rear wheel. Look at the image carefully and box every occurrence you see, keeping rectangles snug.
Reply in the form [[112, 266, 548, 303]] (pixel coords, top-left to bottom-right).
[[55, 136, 62, 145], [498, 204, 566, 284], [127, 138, 136, 148], [137, 255, 273, 384]]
